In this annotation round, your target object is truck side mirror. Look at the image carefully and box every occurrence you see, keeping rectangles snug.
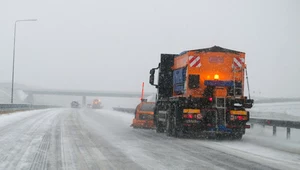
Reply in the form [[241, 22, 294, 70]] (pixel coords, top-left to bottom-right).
[[149, 68, 155, 85], [150, 68, 155, 75]]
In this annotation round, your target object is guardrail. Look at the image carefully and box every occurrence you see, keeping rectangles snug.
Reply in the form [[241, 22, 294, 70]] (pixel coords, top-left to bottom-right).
[[112, 107, 299, 139], [249, 118, 300, 139], [0, 104, 60, 113]]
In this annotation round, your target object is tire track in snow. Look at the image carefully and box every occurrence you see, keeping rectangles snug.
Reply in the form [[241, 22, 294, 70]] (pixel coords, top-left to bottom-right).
[[28, 112, 65, 170], [61, 109, 115, 170], [62, 109, 144, 170], [29, 131, 51, 170]]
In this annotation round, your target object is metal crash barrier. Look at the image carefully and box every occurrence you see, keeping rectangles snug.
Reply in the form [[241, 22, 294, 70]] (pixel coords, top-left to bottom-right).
[[249, 118, 300, 139], [0, 104, 60, 113]]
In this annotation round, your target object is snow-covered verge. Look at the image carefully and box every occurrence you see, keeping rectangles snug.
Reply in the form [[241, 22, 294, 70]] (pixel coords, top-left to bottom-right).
[[0, 109, 53, 128], [199, 136, 300, 170], [244, 125, 300, 154], [200, 125, 300, 170]]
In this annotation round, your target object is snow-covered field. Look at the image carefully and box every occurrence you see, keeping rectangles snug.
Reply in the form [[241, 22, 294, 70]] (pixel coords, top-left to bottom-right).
[[251, 101, 300, 121]]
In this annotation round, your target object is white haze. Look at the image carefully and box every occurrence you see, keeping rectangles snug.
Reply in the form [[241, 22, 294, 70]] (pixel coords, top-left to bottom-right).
[[0, 0, 299, 98]]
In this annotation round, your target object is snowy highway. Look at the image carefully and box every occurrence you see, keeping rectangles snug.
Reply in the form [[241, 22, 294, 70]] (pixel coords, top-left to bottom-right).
[[0, 108, 299, 170]]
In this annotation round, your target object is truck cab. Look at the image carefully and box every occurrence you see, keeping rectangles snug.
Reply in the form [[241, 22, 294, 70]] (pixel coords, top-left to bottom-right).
[[131, 100, 155, 129]]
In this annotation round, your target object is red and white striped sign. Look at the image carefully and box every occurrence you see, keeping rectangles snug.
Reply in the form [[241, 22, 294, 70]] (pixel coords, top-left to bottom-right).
[[189, 56, 201, 68], [232, 57, 245, 68]]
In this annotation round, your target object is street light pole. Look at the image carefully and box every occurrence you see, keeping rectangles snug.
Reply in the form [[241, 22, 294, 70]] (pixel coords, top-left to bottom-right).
[[11, 19, 37, 104]]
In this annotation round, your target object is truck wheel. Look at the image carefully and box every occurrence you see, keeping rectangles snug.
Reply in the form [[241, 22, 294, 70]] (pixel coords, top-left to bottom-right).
[[231, 133, 243, 140], [167, 118, 177, 137], [172, 122, 180, 138], [156, 123, 164, 133], [173, 104, 183, 138], [167, 105, 180, 137], [156, 118, 164, 133], [215, 134, 223, 140], [235, 134, 243, 140], [166, 110, 173, 136], [167, 106, 181, 137]]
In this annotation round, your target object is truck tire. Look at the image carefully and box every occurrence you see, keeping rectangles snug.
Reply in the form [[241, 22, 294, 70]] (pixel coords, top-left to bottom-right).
[[156, 123, 164, 133], [166, 112, 174, 136], [156, 117, 164, 133], [231, 133, 243, 140], [173, 103, 183, 138], [166, 105, 182, 137]]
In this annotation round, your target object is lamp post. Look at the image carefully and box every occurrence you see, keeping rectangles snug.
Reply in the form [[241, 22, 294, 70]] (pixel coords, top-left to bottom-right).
[[11, 19, 37, 104]]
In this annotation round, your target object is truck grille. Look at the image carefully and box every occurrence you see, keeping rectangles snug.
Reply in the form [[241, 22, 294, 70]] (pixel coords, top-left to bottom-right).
[[139, 114, 154, 120]]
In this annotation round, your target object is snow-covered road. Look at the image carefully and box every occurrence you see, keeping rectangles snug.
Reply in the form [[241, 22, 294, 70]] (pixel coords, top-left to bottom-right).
[[0, 108, 299, 170]]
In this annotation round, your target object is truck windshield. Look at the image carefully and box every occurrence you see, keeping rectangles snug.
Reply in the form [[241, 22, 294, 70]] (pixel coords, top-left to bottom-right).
[[140, 103, 155, 111]]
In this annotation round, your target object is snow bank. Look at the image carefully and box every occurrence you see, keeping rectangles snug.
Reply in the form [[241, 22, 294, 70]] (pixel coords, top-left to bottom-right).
[[0, 109, 52, 128]]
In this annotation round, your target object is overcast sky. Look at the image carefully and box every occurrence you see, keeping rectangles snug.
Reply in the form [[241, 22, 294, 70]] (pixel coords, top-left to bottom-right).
[[1, 0, 299, 97]]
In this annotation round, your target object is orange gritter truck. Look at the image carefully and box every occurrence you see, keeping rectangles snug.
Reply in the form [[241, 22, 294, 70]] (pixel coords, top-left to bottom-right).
[[131, 99, 155, 129], [131, 82, 156, 129], [149, 46, 254, 139], [92, 99, 103, 109]]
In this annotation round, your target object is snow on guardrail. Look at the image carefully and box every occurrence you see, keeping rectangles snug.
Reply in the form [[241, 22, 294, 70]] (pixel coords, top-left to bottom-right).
[[0, 104, 61, 113]]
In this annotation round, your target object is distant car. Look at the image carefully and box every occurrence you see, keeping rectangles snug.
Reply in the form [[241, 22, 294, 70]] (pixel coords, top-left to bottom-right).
[[71, 101, 80, 108], [131, 101, 155, 129]]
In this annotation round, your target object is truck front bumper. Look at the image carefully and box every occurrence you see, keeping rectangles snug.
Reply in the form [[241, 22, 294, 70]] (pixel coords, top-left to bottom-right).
[[131, 119, 155, 129]]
